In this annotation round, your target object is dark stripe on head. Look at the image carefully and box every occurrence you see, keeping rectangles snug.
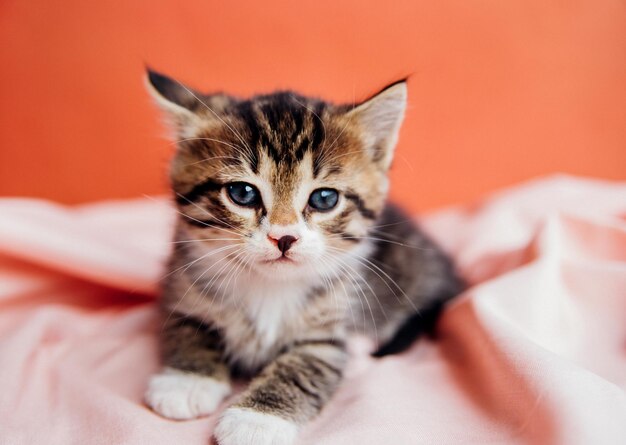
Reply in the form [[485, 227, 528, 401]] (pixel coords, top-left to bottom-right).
[[236, 101, 261, 173], [176, 179, 223, 205], [311, 102, 329, 177], [291, 100, 304, 139], [339, 233, 361, 243], [323, 209, 354, 240], [294, 134, 311, 162], [314, 159, 343, 179], [297, 101, 326, 163], [325, 224, 359, 244], [313, 153, 323, 178], [259, 102, 285, 164], [344, 191, 377, 220], [311, 102, 326, 150]]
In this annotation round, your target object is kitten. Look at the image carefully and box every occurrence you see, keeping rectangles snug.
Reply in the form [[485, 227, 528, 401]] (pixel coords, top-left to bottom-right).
[[143, 69, 463, 445]]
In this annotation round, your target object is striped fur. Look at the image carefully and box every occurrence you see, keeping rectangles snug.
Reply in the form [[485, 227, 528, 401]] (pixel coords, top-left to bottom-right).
[[144, 69, 463, 445]]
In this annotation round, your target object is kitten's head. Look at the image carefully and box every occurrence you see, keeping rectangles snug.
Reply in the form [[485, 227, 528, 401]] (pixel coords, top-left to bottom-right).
[[147, 69, 406, 283]]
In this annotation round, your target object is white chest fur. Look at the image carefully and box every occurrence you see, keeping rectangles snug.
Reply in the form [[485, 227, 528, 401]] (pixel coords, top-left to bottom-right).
[[174, 269, 313, 372], [225, 281, 309, 369], [243, 284, 307, 347]]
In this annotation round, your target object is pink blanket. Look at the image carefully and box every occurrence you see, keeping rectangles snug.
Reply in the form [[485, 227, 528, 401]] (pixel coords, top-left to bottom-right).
[[1, 176, 625, 444]]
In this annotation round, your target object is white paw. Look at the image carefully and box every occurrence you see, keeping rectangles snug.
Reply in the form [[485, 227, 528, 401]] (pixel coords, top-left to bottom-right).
[[214, 407, 299, 445], [144, 367, 231, 420]]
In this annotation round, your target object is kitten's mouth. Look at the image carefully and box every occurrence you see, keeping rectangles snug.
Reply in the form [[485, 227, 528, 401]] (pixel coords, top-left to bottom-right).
[[262, 255, 296, 264]]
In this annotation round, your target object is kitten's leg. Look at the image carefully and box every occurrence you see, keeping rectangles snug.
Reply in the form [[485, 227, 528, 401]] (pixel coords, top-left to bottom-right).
[[214, 338, 347, 445], [145, 313, 231, 420]]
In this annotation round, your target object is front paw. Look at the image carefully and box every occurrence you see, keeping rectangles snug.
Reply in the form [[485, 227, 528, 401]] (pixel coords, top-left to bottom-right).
[[214, 407, 299, 445], [144, 367, 231, 420]]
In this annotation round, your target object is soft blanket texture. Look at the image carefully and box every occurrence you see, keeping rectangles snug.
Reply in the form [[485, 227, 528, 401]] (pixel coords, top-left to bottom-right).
[[1, 175, 625, 444]]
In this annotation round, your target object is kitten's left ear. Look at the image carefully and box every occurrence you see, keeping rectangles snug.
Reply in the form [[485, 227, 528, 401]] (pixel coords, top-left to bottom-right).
[[145, 68, 205, 138], [346, 80, 407, 169]]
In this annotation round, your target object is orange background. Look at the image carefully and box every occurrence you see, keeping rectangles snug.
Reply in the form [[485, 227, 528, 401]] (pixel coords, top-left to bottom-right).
[[1, 1, 624, 212]]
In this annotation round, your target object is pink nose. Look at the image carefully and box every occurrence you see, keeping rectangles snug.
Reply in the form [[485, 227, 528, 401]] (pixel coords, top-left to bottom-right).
[[268, 235, 298, 254]]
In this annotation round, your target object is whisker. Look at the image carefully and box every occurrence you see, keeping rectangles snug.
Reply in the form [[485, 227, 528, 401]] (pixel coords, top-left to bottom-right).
[[197, 248, 245, 302], [173, 137, 247, 155], [328, 234, 433, 250], [161, 246, 245, 331], [187, 155, 242, 166], [318, 149, 365, 166], [227, 252, 255, 315], [215, 249, 248, 299], [174, 192, 247, 237], [204, 249, 251, 320], [328, 245, 418, 312], [367, 227, 416, 244], [325, 253, 379, 343], [396, 152, 415, 173], [170, 238, 239, 244], [142, 193, 245, 239], [318, 253, 358, 332], [191, 249, 248, 331], [368, 219, 419, 230], [290, 95, 327, 150], [323, 100, 357, 154], [332, 252, 388, 322], [315, 113, 353, 169], [161, 243, 242, 281], [191, 249, 247, 337]]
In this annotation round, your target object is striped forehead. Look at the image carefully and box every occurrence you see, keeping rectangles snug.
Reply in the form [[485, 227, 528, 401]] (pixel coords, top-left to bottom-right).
[[236, 93, 327, 172]]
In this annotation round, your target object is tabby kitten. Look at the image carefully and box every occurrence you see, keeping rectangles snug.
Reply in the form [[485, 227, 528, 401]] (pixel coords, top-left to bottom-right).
[[144, 69, 462, 445]]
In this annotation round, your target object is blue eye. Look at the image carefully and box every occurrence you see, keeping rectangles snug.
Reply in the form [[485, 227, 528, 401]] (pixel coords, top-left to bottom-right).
[[308, 188, 339, 211], [227, 182, 261, 207]]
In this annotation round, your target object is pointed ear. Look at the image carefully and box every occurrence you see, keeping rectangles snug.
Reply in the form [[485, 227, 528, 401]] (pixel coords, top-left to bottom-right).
[[346, 80, 407, 169], [144, 68, 204, 138]]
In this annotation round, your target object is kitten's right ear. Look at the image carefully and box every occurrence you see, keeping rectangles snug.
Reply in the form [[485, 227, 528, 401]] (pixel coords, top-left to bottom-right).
[[145, 68, 204, 138], [345, 80, 407, 170]]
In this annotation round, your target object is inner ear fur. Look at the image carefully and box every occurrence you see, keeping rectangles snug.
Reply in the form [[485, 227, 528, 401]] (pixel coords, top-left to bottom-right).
[[144, 68, 208, 139], [346, 80, 408, 169]]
